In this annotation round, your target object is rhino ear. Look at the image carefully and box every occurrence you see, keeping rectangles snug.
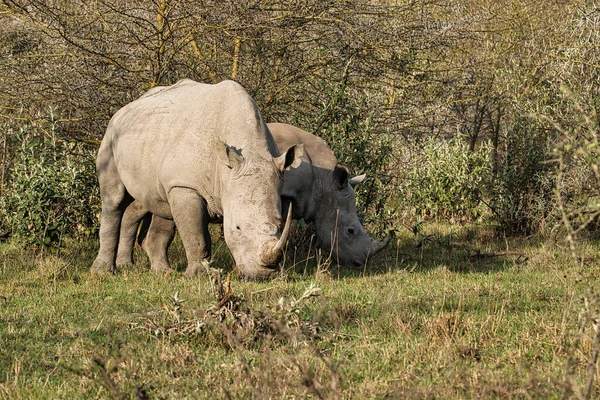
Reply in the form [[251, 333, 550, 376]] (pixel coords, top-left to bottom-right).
[[333, 163, 350, 189], [349, 173, 366, 187], [275, 143, 304, 172], [214, 139, 244, 170]]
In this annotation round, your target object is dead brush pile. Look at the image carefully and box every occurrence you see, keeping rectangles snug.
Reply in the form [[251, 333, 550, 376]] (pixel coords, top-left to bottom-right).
[[131, 272, 323, 350]]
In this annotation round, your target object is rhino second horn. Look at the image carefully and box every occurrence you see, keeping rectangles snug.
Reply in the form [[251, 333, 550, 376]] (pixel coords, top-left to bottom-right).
[[349, 173, 366, 187], [261, 204, 293, 266]]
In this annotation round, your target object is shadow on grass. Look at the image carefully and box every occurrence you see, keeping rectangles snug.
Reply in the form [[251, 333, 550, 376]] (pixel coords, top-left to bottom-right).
[[79, 221, 543, 281], [282, 222, 541, 280]]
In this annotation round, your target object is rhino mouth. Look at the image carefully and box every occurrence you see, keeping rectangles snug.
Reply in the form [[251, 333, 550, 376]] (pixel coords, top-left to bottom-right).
[[334, 254, 367, 268], [236, 263, 280, 281], [344, 256, 368, 268], [338, 236, 391, 267]]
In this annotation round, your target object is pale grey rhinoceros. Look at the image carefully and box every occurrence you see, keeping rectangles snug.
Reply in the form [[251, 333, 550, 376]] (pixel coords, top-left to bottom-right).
[[115, 122, 389, 270], [91, 79, 301, 279]]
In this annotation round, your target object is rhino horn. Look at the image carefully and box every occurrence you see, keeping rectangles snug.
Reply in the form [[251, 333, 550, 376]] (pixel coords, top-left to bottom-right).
[[261, 204, 293, 265], [368, 235, 391, 258]]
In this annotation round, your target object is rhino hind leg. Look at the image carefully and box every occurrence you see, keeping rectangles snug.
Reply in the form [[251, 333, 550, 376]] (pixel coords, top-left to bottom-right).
[[91, 205, 125, 274], [141, 215, 176, 274], [115, 200, 150, 268], [91, 171, 131, 274], [167, 187, 211, 278]]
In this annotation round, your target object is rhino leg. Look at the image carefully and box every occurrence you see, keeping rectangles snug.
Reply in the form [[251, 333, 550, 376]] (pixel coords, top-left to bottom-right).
[[140, 215, 175, 274], [92, 203, 127, 273], [91, 154, 130, 274], [167, 187, 211, 278], [115, 200, 149, 268]]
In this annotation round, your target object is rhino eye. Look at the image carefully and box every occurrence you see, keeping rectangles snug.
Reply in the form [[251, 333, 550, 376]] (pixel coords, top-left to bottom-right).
[[347, 228, 355, 236]]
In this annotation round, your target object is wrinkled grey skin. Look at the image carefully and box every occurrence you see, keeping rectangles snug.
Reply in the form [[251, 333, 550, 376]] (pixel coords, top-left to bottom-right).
[[116, 122, 389, 270], [91, 79, 301, 279]]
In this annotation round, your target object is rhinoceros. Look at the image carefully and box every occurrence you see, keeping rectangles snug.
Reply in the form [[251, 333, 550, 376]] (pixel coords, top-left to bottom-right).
[[91, 79, 301, 279], [270, 123, 390, 266], [115, 122, 389, 271]]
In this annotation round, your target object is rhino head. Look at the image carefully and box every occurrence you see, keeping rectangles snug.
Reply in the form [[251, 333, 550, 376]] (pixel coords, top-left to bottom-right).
[[309, 164, 390, 267], [218, 140, 302, 279]]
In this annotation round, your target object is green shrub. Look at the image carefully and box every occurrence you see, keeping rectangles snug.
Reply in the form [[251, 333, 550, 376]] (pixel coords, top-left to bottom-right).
[[0, 122, 100, 247], [396, 137, 492, 223], [490, 118, 556, 235], [551, 91, 600, 237]]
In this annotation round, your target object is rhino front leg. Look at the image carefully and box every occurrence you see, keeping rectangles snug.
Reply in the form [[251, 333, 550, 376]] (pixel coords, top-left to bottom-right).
[[115, 200, 149, 268], [167, 187, 211, 278], [140, 215, 176, 274]]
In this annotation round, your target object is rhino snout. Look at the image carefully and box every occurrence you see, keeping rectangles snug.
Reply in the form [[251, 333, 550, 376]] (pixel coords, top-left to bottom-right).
[[339, 235, 391, 267], [236, 263, 279, 281], [260, 240, 284, 267]]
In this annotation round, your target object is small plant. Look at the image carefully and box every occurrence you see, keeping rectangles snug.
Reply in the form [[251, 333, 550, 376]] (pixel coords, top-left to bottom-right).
[[136, 272, 323, 350], [549, 88, 600, 399]]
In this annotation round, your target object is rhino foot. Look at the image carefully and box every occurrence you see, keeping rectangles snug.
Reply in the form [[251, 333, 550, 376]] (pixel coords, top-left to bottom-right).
[[151, 263, 175, 275], [115, 261, 134, 271], [182, 260, 213, 279], [90, 258, 115, 275], [115, 255, 134, 268]]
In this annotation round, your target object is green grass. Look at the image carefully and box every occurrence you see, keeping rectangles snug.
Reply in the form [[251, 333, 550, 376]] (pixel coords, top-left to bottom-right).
[[1, 224, 599, 399]]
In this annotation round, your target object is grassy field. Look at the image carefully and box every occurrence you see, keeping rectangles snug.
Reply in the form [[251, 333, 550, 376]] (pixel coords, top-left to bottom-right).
[[1, 224, 599, 399]]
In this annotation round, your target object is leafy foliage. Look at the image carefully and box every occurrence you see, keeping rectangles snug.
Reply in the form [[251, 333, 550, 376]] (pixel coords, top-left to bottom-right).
[[0, 0, 599, 237], [396, 138, 492, 223], [552, 89, 600, 239], [0, 118, 99, 247]]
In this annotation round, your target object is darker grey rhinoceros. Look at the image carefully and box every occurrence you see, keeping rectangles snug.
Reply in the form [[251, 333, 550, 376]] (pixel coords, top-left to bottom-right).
[[91, 79, 301, 279], [115, 122, 389, 270], [270, 123, 390, 266]]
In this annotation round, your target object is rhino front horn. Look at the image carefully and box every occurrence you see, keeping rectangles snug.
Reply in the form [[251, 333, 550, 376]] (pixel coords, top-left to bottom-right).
[[369, 236, 391, 257], [261, 204, 293, 266]]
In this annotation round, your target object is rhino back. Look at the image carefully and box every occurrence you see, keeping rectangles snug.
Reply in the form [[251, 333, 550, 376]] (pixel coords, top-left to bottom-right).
[[268, 123, 336, 171], [110, 80, 275, 215]]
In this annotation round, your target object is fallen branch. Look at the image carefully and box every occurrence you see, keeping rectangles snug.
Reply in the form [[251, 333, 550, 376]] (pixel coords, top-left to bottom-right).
[[579, 257, 599, 264]]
